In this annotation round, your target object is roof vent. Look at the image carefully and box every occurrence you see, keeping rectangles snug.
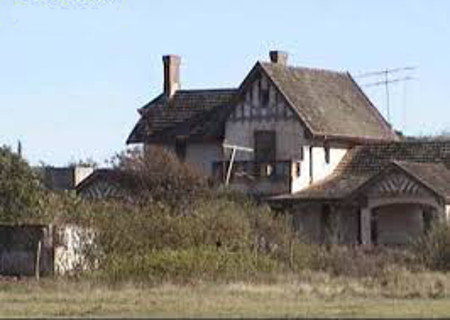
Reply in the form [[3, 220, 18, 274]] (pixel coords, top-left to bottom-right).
[[269, 50, 288, 65]]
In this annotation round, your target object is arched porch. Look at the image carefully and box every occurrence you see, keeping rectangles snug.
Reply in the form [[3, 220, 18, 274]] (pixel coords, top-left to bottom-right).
[[360, 196, 445, 245]]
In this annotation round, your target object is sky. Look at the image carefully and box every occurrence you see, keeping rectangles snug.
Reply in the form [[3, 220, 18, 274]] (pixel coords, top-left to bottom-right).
[[0, 0, 449, 166]]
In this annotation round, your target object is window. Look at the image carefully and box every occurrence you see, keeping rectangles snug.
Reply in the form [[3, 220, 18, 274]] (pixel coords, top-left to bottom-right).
[[324, 146, 330, 164], [261, 89, 269, 107], [299, 145, 304, 161], [254, 131, 276, 162], [295, 162, 301, 177], [175, 138, 187, 161]]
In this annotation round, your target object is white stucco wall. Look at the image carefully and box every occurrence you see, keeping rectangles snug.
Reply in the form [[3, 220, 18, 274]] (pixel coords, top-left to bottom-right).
[[445, 205, 450, 221], [291, 146, 348, 193]]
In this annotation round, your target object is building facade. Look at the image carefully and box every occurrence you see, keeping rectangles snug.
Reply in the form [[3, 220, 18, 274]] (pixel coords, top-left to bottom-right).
[[126, 51, 450, 246]]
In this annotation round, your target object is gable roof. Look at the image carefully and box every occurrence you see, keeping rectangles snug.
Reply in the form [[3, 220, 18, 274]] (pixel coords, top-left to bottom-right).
[[127, 89, 237, 143], [391, 161, 450, 202], [75, 169, 121, 193], [128, 57, 399, 145], [255, 62, 398, 142], [274, 141, 450, 202]]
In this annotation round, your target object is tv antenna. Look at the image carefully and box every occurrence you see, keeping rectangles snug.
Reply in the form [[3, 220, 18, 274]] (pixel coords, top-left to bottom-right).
[[354, 66, 417, 123]]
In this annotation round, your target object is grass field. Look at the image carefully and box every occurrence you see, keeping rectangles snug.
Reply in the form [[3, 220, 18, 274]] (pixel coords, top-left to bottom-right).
[[1, 274, 450, 317]]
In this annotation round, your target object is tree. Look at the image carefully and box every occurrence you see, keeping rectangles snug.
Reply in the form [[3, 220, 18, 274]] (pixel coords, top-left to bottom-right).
[[111, 146, 210, 208], [0, 146, 48, 223]]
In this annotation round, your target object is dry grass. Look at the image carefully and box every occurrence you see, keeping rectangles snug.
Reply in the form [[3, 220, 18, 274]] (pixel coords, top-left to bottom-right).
[[2, 270, 450, 317]]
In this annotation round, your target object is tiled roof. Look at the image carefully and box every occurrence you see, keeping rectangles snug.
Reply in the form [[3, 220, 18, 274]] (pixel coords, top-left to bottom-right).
[[259, 62, 399, 142], [393, 161, 450, 201], [275, 141, 450, 201], [127, 89, 237, 143]]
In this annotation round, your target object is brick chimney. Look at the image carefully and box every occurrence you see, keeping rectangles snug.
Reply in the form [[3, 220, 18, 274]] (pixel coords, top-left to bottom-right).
[[269, 50, 288, 65], [163, 54, 181, 98]]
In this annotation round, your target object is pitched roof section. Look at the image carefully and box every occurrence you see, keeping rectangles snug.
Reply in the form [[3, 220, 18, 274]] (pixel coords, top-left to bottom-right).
[[258, 62, 399, 142], [275, 141, 450, 201], [392, 161, 450, 202], [127, 89, 237, 143]]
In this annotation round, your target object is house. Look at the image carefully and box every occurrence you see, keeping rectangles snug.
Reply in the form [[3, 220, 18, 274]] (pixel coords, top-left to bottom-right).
[[76, 169, 123, 199], [37, 166, 94, 191], [126, 51, 449, 245]]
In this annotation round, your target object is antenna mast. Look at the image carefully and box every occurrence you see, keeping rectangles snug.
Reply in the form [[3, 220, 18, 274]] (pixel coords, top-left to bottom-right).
[[355, 66, 417, 123]]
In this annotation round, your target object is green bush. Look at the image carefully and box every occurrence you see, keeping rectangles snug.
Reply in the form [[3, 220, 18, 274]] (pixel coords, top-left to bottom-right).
[[100, 247, 281, 283], [0, 146, 49, 223], [68, 195, 309, 282]]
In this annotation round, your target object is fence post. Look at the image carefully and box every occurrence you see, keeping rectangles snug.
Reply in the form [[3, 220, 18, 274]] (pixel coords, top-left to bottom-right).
[[289, 237, 294, 269], [35, 240, 41, 281]]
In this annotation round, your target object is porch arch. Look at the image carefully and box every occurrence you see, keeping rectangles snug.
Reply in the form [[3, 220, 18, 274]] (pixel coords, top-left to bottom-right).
[[360, 196, 445, 245]]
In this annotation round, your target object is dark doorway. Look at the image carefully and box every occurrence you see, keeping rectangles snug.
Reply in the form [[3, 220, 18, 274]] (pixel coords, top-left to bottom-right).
[[371, 212, 378, 245], [321, 204, 331, 243], [423, 207, 436, 234], [175, 138, 187, 161]]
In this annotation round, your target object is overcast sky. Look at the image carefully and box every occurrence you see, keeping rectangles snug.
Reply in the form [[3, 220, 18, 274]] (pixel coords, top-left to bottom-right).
[[0, 0, 449, 166]]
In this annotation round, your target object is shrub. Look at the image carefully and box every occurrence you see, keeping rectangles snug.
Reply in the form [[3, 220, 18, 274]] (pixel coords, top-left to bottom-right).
[[100, 247, 282, 284], [111, 146, 210, 209], [309, 245, 417, 278], [0, 146, 50, 223], [69, 195, 308, 282], [413, 220, 450, 271]]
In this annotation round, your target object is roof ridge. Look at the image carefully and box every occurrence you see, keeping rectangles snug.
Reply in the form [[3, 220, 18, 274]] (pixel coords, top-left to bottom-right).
[[259, 61, 348, 75], [175, 88, 238, 93]]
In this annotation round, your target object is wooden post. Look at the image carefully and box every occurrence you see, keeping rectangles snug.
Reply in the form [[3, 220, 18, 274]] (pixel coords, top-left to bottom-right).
[[222, 143, 254, 186], [360, 207, 372, 245], [289, 237, 294, 269], [225, 147, 237, 186], [35, 240, 42, 281]]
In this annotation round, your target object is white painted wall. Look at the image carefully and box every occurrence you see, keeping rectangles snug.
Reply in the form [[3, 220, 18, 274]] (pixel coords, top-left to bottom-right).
[[290, 146, 348, 193], [312, 146, 348, 183], [445, 205, 450, 221]]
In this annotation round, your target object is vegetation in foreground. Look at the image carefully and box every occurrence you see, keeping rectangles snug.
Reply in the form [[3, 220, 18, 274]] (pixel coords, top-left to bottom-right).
[[3, 145, 450, 316]]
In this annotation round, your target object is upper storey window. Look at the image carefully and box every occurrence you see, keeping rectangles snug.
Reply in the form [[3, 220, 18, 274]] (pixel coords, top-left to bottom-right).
[[254, 130, 276, 162], [261, 88, 269, 107]]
